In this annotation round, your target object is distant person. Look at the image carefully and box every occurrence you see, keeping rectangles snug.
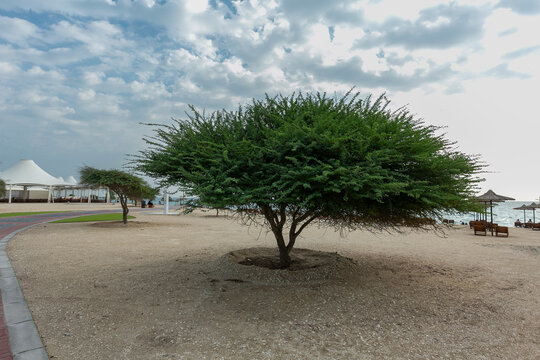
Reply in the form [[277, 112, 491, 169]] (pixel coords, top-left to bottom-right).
[[148, 200, 154, 208]]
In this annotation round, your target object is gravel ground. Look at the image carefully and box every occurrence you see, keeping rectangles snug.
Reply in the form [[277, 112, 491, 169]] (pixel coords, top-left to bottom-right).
[[6, 210, 540, 360]]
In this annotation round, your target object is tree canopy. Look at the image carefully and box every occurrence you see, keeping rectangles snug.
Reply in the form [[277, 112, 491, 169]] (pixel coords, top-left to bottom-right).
[[136, 90, 483, 267], [79, 167, 158, 224]]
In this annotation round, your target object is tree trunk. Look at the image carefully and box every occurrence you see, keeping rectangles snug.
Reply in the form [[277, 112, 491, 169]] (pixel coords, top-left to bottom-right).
[[278, 243, 291, 268], [260, 204, 291, 268], [120, 195, 129, 224], [272, 228, 291, 268]]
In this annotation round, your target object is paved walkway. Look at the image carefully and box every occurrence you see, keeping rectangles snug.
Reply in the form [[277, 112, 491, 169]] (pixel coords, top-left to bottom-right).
[[0, 209, 128, 360]]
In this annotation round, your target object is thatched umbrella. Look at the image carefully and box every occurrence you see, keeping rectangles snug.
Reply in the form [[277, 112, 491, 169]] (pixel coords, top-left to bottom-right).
[[513, 204, 529, 223], [526, 202, 540, 223], [476, 190, 515, 235]]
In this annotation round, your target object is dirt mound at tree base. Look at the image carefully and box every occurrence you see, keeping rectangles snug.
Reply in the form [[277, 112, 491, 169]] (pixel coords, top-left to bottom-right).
[[210, 247, 361, 284], [229, 247, 345, 270]]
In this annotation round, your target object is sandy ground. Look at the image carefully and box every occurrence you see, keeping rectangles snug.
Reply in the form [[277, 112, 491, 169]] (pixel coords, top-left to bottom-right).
[[5, 206, 540, 360]]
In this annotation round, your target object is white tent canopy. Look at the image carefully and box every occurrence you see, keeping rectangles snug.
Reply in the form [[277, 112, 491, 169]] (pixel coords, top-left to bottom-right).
[[0, 159, 64, 186], [66, 176, 78, 185], [0, 160, 111, 204]]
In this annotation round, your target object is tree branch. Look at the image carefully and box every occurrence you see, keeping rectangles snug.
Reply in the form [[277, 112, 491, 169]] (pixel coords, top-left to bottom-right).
[[286, 211, 319, 252], [260, 204, 278, 230], [294, 214, 319, 238], [279, 204, 287, 228]]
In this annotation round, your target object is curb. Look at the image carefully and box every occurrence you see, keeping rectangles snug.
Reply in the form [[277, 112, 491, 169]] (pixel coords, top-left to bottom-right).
[[0, 225, 48, 360]]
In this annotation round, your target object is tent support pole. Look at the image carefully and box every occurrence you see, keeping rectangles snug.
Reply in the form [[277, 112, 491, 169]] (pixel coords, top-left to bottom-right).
[[490, 201, 494, 236]]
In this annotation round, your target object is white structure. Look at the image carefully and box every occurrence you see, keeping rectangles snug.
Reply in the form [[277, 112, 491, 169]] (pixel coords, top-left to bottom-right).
[[0, 159, 92, 204], [1, 159, 113, 204], [163, 189, 170, 214], [0, 159, 67, 203], [66, 176, 78, 185], [1, 159, 63, 186], [1, 185, 50, 201]]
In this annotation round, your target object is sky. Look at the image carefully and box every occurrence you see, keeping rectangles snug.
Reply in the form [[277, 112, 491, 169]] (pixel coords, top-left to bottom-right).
[[1, 0, 539, 200]]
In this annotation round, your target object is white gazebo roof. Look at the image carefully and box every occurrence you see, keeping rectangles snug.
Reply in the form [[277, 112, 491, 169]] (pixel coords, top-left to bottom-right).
[[55, 176, 74, 187], [66, 175, 78, 185], [0, 159, 65, 187], [54, 175, 79, 188]]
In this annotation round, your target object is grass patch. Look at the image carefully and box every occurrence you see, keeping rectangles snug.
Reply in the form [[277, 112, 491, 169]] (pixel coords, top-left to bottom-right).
[[51, 213, 135, 223], [0, 211, 71, 218]]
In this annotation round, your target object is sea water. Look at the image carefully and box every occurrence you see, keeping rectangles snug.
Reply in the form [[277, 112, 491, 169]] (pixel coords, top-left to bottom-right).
[[162, 199, 536, 226], [446, 200, 539, 226], [157, 197, 536, 227]]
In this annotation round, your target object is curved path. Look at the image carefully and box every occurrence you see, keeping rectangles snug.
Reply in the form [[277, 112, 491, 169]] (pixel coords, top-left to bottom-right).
[[0, 209, 129, 360]]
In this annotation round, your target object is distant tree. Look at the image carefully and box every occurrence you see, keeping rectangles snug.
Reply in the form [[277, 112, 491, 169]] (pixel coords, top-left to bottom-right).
[[0, 179, 6, 198], [126, 180, 159, 206], [80, 167, 157, 224], [136, 90, 482, 268]]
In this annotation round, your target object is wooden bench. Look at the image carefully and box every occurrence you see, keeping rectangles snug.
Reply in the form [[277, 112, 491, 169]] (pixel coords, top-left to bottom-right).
[[532, 223, 540, 231], [487, 223, 498, 231], [474, 224, 487, 236], [495, 226, 509, 237], [514, 221, 522, 227], [470, 220, 487, 229]]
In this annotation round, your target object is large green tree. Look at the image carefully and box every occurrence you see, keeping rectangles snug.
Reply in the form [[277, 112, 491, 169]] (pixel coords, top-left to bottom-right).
[[80, 167, 157, 224], [137, 91, 482, 268]]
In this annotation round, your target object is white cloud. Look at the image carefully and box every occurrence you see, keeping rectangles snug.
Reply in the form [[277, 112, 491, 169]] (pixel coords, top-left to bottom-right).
[[185, 0, 208, 13], [26, 66, 65, 81], [0, 15, 40, 46], [78, 89, 96, 101], [0, 61, 19, 74], [82, 71, 105, 85], [49, 20, 133, 56], [0, 0, 539, 198]]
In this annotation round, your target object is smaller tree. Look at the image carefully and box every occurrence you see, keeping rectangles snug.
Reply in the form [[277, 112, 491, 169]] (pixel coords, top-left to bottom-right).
[[0, 179, 6, 198], [126, 181, 159, 206], [80, 167, 157, 224]]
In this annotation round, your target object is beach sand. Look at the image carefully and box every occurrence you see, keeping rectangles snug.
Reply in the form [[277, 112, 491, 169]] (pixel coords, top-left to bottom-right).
[[5, 205, 540, 359]]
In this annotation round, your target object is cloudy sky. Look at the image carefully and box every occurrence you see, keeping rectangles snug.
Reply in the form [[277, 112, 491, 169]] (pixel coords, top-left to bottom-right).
[[1, 0, 539, 199]]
